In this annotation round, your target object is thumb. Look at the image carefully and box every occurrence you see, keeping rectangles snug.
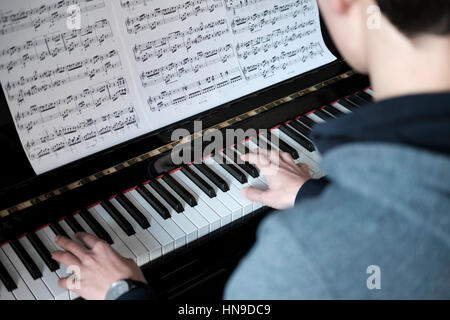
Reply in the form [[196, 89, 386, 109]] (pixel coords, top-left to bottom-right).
[[241, 186, 268, 205]]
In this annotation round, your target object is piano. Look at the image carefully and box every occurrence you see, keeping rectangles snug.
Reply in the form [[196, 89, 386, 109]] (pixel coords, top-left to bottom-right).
[[0, 1, 372, 300]]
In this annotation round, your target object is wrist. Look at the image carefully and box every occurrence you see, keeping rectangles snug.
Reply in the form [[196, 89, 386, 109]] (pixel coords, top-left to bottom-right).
[[105, 279, 148, 300]]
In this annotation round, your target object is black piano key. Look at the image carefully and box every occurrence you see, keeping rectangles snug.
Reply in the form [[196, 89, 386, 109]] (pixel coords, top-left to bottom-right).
[[193, 163, 229, 192], [235, 143, 252, 156], [279, 125, 316, 152], [49, 223, 69, 239], [0, 258, 17, 292], [265, 132, 299, 160], [79, 210, 114, 244], [337, 99, 358, 111], [101, 201, 135, 236], [181, 166, 216, 198], [347, 94, 367, 107], [226, 148, 260, 178], [356, 91, 373, 103], [26, 233, 60, 272], [9, 239, 42, 280], [289, 120, 311, 138], [214, 155, 248, 184], [116, 194, 151, 229], [313, 109, 335, 120], [136, 186, 171, 220], [323, 105, 345, 117], [298, 116, 316, 129], [64, 215, 85, 234], [255, 135, 272, 150], [162, 174, 197, 207], [148, 179, 184, 213]]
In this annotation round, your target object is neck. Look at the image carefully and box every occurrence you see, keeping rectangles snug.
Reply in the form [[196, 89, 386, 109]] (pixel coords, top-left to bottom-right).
[[368, 24, 450, 101]]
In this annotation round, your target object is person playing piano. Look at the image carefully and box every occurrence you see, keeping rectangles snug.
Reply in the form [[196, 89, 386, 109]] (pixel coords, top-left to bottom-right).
[[51, 0, 450, 299]]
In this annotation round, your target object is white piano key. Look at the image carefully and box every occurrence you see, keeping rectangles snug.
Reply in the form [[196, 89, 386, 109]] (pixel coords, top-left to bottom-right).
[[95, 201, 149, 266], [307, 112, 326, 124], [272, 128, 323, 166], [110, 198, 161, 262], [222, 150, 268, 211], [88, 206, 137, 261], [40, 227, 63, 252], [36, 228, 70, 279], [0, 277, 15, 300], [72, 214, 99, 240], [2, 243, 53, 300], [58, 220, 82, 245], [138, 185, 187, 249], [125, 190, 175, 254], [204, 157, 253, 215], [332, 102, 352, 114], [146, 183, 198, 244], [18, 237, 69, 300], [174, 170, 224, 231], [159, 177, 209, 238], [189, 165, 239, 225], [364, 88, 374, 96], [0, 247, 34, 300]]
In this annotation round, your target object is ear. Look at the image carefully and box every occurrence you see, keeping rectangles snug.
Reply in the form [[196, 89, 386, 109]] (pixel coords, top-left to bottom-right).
[[330, 0, 358, 14]]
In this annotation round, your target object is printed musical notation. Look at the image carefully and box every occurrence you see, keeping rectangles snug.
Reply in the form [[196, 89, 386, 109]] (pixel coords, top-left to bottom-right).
[[147, 68, 244, 111], [14, 77, 129, 128], [5, 50, 122, 104], [139, 44, 235, 87], [26, 105, 138, 160], [0, 0, 336, 174], [0, 19, 114, 73], [0, 0, 147, 174], [235, 20, 317, 60], [224, 0, 270, 11], [124, 0, 224, 34], [132, 19, 230, 62], [231, 0, 314, 34], [0, 0, 106, 35], [242, 42, 325, 80]]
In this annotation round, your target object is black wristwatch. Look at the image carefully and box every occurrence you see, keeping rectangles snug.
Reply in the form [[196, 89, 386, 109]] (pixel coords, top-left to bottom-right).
[[105, 279, 147, 300]]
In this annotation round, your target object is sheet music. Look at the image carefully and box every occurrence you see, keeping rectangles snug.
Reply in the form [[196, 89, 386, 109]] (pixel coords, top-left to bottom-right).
[[0, 0, 335, 175], [0, 0, 151, 174], [114, 0, 336, 129]]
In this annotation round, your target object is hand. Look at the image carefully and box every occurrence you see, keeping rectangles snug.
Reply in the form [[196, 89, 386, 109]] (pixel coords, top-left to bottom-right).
[[52, 232, 147, 300], [241, 149, 312, 209]]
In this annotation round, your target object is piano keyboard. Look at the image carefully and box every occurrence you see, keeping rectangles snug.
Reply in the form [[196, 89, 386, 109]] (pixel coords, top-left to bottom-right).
[[0, 88, 374, 300]]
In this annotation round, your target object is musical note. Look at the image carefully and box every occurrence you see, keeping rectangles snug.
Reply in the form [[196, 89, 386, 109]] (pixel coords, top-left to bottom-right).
[[230, 0, 314, 34], [0, 0, 336, 175], [0, 0, 106, 36], [5, 50, 122, 104], [139, 44, 235, 87], [242, 42, 326, 80], [124, 0, 223, 34], [147, 68, 243, 112], [132, 19, 230, 62], [0, 19, 114, 72]]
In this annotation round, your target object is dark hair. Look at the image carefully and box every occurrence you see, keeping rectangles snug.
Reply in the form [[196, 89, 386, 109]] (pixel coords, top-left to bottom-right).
[[376, 0, 450, 36]]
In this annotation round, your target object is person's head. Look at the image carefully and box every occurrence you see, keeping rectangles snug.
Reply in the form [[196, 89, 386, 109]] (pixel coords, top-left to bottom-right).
[[317, 0, 450, 73]]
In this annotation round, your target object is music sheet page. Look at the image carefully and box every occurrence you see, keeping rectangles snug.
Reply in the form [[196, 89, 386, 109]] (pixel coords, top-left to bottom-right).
[[0, 0, 336, 175], [113, 0, 336, 129], [0, 0, 152, 174]]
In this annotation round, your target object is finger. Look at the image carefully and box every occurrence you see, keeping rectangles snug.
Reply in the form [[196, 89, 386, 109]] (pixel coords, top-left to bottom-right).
[[241, 186, 267, 204], [58, 276, 81, 292], [76, 232, 101, 250], [241, 152, 271, 168], [55, 235, 88, 259], [52, 250, 81, 267], [280, 152, 295, 163]]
